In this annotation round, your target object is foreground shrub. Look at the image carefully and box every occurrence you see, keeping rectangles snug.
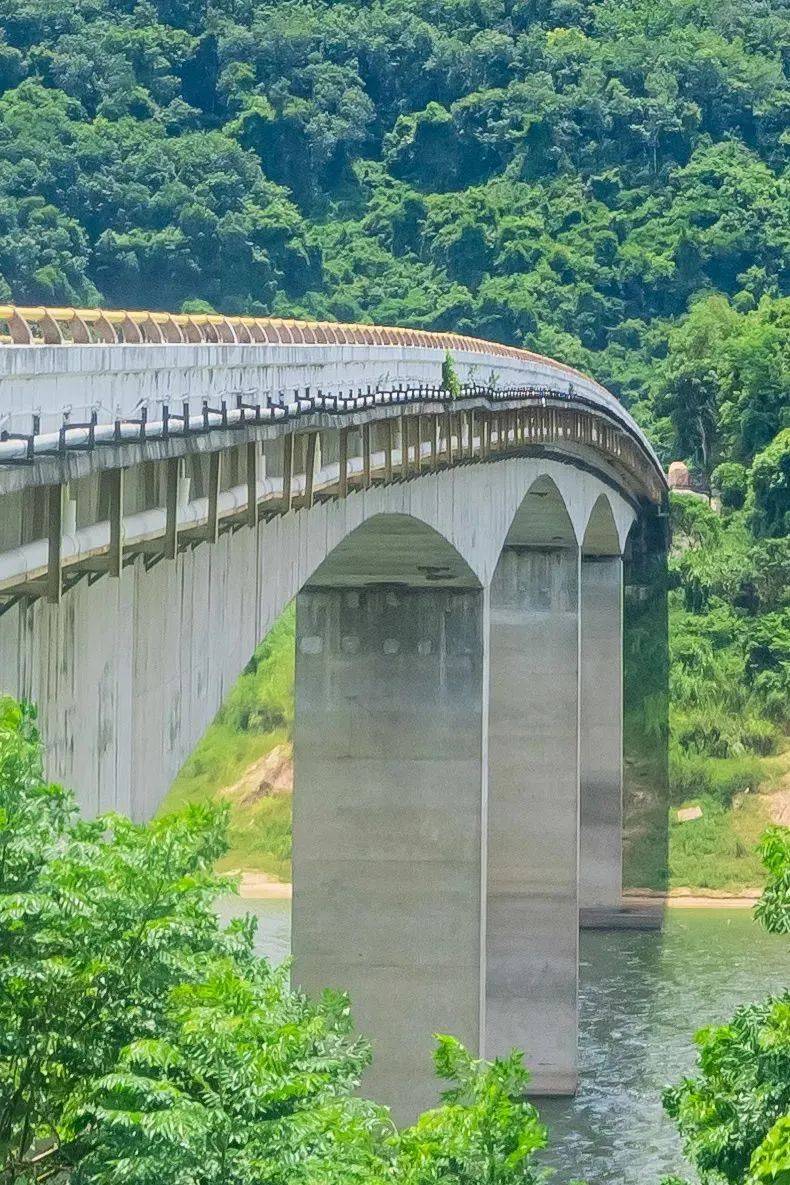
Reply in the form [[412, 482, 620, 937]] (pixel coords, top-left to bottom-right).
[[0, 697, 552, 1184], [663, 827, 790, 1185]]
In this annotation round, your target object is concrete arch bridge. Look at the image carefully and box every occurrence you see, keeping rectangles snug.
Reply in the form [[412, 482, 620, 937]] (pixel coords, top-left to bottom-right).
[[0, 306, 669, 1118]]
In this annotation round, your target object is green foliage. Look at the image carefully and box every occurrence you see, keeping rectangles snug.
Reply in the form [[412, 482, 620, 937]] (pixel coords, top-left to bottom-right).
[[218, 605, 295, 736], [75, 965, 385, 1185], [667, 496, 788, 816], [0, 695, 556, 1185], [441, 350, 461, 399], [393, 1037, 547, 1184], [750, 1115, 790, 1185], [713, 462, 750, 511], [752, 430, 790, 540], [663, 994, 790, 1185], [668, 790, 771, 891], [160, 606, 295, 877], [756, 828, 790, 935], [0, 695, 242, 1180], [659, 296, 789, 476], [663, 827, 790, 1185], [0, 0, 785, 412]]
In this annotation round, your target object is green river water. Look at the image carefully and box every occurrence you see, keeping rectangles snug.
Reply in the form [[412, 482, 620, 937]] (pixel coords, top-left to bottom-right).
[[216, 898, 787, 1184]]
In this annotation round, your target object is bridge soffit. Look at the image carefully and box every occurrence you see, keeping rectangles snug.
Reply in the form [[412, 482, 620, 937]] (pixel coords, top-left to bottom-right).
[[581, 491, 635, 558], [294, 460, 638, 605], [484, 460, 635, 567]]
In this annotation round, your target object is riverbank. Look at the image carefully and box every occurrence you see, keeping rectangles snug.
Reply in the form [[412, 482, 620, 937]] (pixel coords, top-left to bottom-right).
[[237, 873, 764, 908]]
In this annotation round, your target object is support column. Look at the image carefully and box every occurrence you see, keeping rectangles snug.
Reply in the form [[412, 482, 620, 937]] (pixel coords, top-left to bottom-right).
[[579, 556, 623, 927], [486, 546, 579, 1095], [293, 585, 487, 1122]]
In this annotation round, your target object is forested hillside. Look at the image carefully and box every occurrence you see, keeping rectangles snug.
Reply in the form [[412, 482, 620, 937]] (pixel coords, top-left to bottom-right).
[[0, 0, 785, 419], [1, 0, 787, 455]]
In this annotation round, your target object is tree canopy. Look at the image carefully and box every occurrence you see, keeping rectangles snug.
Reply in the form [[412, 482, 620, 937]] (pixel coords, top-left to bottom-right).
[[0, 696, 551, 1185], [0, 0, 787, 480], [663, 826, 790, 1185]]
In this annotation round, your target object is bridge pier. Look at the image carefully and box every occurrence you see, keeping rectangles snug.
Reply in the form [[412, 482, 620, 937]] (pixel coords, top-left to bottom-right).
[[485, 545, 580, 1095], [579, 555, 624, 927], [292, 584, 487, 1121], [578, 545, 664, 932]]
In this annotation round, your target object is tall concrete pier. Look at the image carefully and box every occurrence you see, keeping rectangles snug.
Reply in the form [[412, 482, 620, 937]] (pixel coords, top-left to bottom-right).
[[487, 544, 581, 1093], [0, 307, 669, 1118], [580, 555, 624, 918], [294, 584, 486, 1115]]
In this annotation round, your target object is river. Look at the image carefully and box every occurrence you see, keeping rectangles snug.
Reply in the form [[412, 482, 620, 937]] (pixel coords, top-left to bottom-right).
[[216, 898, 787, 1183]]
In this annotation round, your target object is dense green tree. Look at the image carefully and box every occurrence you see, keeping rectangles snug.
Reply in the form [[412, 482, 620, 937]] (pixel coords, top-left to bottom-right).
[[712, 462, 749, 511], [752, 429, 790, 539], [0, 697, 553, 1185], [0, 0, 784, 376], [663, 827, 790, 1185]]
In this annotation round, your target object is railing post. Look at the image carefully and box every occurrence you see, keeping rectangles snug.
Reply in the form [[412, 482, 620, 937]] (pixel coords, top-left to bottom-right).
[[245, 443, 257, 528], [108, 469, 124, 578], [304, 432, 317, 508], [338, 427, 349, 497], [47, 484, 63, 604], [164, 457, 179, 560], [445, 410, 454, 466], [282, 434, 294, 513], [207, 451, 221, 541], [362, 423, 372, 489], [384, 421, 394, 483]]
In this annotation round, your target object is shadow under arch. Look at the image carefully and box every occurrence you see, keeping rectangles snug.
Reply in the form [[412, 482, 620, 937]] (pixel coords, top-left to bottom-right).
[[302, 511, 482, 590], [582, 491, 622, 556], [501, 473, 578, 550], [622, 511, 670, 895]]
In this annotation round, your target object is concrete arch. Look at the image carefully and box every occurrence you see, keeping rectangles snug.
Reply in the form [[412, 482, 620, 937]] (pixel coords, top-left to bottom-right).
[[1, 454, 638, 822], [303, 512, 482, 590], [582, 492, 621, 556], [501, 473, 578, 550], [475, 459, 635, 580], [582, 491, 632, 556]]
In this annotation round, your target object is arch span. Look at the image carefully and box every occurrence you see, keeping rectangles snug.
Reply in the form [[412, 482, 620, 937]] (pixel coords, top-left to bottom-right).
[[583, 491, 631, 556], [304, 512, 482, 590], [0, 455, 639, 820]]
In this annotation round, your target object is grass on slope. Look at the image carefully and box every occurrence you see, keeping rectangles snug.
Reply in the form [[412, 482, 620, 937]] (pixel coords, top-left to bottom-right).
[[668, 745, 790, 892], [156, 596, 786, 893], [158, 604, 295, 880]]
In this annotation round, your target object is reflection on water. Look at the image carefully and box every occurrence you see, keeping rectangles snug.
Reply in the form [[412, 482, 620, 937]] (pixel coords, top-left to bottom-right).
[[216, 895, 292, 964], [542, 910, 787, 1182], [217, 898, 787, 1184]]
